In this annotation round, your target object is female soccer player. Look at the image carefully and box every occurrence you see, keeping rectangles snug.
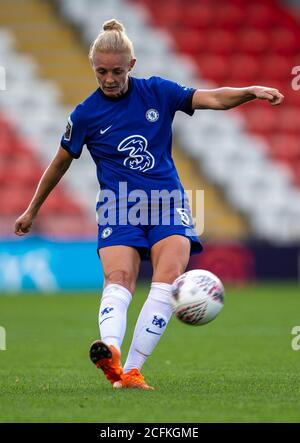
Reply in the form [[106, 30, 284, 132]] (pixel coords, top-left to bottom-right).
[[15, 19, 284, 390]]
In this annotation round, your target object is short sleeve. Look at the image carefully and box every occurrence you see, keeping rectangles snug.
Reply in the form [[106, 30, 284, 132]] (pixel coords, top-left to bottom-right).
[[155, 77, 196, 116], [60, 105, 87, 159]]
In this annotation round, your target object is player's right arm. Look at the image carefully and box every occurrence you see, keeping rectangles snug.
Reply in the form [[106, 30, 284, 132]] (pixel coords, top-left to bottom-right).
[[14, 146, 73, 236]]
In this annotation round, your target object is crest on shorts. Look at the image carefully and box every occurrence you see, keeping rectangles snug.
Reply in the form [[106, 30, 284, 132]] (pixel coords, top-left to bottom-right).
[[101, 227, 113, 239], [176, 208, 191, 227], [64, 117, 73, 141]]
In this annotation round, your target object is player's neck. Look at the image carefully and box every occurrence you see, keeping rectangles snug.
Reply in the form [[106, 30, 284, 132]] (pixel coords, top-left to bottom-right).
[[99, 77, 132, 101], [117, 77, 131, 96]]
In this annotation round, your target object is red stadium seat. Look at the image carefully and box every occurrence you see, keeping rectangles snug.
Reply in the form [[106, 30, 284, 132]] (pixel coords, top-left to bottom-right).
[[148, 3, 182, 29], [283, 88, 300, 106], [277, 107, 300, 134], [0, 187, 34, 215], [173, 29, 205, 56], [244, 107, 278, 134], [0, 163, 42, 187], [260, 55, 292, 81], [270, 28, 299, 55], [205, 30, 236, 55], [237, 29, 269, 55], [184, 4, 214, 30], [245, 4, 278, 29], [214, 4, 245, 30], [197, 55, 229, 82], [228, 55, 260, 82], [38, 188, 83, 216], [269, 134, 300, 161]]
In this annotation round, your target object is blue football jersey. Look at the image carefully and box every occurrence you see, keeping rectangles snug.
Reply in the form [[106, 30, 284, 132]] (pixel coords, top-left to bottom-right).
[[61, 76, 195, 200]]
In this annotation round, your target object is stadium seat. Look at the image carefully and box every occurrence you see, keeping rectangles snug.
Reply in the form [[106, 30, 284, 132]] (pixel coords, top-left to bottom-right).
[[283, 87, 300, 106], [277, 107, 300, 134], [0, 163, 42, 187], [243, 107, 278, 135], [197, 55, 229, 82], [228, 55, 260, 82], [260, 55, 291, 81], [269, 134, 300, 161], [147, 3, 182, 29], [270, 28, 299, 55], [245, 3, 278, 29], [0, 187, 34, 215], [213, 4, 245, 30], [39, 190, 83, 216], [183, 4, 214, 30], [172, 29, 206, 56], [205, 30, 236, 55], [237, 29, 269, 55]]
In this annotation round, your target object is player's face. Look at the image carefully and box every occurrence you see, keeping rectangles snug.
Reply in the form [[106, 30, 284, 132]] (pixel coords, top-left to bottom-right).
[[92, 52, 136, 97]]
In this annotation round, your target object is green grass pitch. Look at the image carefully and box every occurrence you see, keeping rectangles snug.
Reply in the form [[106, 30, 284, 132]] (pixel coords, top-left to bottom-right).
[[1, 283, 300, 423]]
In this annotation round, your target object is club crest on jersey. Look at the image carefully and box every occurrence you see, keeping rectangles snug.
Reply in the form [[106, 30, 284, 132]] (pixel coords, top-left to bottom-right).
[[101, 227, 113, 239], [117, 135, 155, 172], [64, 117, 73, 141], [146, 108, 159, 122]]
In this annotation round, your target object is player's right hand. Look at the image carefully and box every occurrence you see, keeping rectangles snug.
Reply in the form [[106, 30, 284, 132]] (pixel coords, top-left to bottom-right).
[[14, 211, 35, 236]]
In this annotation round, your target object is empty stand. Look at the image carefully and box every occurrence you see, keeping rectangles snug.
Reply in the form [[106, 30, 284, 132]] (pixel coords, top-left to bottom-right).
[[134, 0, 300, 192]]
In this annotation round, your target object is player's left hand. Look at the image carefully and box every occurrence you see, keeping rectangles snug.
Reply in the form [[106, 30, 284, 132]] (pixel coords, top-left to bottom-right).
[[250, 86, 284, 106]]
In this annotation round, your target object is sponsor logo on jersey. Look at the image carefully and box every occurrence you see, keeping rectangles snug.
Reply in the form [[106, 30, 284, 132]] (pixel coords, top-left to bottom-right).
[[64, 117, 73, 141], [146, 108, 159, 122], [117, 135, 155, 172]]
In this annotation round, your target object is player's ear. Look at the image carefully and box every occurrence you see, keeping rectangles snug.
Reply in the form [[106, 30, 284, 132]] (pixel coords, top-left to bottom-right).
[[129, 58, 136, 70]]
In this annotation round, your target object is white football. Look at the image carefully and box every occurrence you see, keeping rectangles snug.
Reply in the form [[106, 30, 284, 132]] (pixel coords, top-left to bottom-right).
[[171, 269, 224, 326]]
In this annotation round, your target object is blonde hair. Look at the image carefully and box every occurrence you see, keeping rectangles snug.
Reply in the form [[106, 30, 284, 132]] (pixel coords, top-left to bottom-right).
[[89, 19, 135, 61]]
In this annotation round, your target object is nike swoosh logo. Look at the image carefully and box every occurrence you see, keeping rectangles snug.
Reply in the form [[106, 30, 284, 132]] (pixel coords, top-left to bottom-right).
[[100, 125, 112, 134], [100, 316, 113, 325], [146, 328, 161, 336]]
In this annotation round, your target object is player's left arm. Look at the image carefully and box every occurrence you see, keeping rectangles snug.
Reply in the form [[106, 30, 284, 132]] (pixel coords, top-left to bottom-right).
[[192, 86, 284, 110]]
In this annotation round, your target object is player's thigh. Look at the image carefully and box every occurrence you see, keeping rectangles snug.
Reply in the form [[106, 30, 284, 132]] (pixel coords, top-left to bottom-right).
[[99, 245, 141, 294], [151, 235, 191, 284]]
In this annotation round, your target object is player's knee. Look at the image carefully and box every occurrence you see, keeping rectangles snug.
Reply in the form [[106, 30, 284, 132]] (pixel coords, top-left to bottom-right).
[[105, 270, 136, 294]]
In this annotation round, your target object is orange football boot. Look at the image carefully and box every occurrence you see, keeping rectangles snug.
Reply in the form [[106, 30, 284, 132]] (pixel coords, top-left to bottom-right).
[[113, 368, 154, 390], [89, 340, 122, 384]]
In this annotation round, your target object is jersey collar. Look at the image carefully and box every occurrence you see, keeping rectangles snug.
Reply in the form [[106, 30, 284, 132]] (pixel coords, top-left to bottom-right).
[[97, 77, 133, 101]]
